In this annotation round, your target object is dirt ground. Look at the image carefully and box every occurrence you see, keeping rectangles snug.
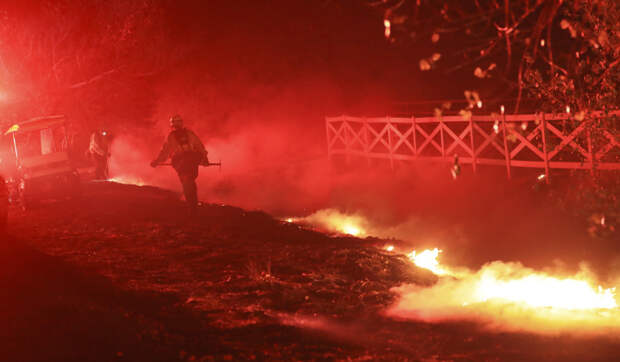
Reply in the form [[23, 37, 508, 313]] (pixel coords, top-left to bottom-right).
[[1, 181, 618, 361]]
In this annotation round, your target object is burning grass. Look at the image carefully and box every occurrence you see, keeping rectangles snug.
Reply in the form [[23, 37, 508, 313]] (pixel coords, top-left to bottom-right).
[[287, 209, 619, 336], [5, 182, 620, 360], [388, 248, 620, 336]]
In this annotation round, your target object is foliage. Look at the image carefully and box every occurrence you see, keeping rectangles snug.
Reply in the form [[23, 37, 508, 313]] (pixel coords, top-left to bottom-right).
[[0, 1, 169, 128], [369, 1, 620, 110], [368, 0, 620, 234]]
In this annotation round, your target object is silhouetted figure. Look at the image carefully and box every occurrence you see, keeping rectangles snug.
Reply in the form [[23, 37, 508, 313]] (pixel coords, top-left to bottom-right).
[[88, 129, 111, 180], [151, 115, 209, 211], [451, 154, 461, 180]]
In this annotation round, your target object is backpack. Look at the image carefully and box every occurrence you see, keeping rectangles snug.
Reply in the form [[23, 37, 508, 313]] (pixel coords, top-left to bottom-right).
[[170, 129, 202, 173]]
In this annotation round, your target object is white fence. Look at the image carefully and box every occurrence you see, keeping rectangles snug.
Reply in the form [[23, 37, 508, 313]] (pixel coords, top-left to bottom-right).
[[326, 112, 620, 179]]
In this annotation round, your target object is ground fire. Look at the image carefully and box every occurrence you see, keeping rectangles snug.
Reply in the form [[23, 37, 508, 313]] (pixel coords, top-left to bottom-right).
[[287, 210, 619, 336], [389, 248, 619, 335]]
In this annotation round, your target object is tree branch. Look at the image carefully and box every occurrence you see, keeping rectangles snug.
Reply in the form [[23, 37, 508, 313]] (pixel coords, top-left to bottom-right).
[[67, 68, 118, 90]]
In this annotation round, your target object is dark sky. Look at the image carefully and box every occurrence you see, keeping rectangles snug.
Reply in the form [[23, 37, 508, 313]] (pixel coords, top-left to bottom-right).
[[154, 0, 497, 116]]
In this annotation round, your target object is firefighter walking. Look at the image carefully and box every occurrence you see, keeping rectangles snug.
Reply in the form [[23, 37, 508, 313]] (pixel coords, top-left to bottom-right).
[[88, 129, 111, 180], [151, 115, 209, 211]]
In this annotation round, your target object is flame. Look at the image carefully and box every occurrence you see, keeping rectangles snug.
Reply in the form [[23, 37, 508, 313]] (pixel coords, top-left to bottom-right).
[[285, 210, 619, 334], [108, 176, 145, 186], [389, 248, 620, 335], [407, 248, 450, 276], [475, 268, 616, 310], [342, 225, 361, 236], [288, 209, 366, 237]]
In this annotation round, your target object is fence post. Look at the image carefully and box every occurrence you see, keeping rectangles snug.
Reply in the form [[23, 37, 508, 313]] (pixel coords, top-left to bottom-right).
[[363, 117, 370, 167], [344, 117, 350, 165], [325, 117, 331, 163], [439, 116, 445, 158], [541, 113, 551, 184], [501, 110, 512, 179], [586, 121, 595, 176], [412, 116, 417, 158], [469, 115, 477, 173], [387, 116, 394, 169]]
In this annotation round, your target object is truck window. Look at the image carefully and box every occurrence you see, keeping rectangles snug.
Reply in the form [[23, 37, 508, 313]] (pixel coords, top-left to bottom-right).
[[15, 132, 43, 158]]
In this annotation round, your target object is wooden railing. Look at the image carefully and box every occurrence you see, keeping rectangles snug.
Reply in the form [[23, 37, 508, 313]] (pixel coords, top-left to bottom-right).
[[326, 112, 620, 179]]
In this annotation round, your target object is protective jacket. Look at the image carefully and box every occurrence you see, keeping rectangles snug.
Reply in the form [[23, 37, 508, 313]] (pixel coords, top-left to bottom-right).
[[153, 128, 208, 165], [89, 132, 109, 157]]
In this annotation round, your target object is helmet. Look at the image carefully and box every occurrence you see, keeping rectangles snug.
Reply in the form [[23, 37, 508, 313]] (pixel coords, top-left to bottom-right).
[[169, 115, 184, 129]]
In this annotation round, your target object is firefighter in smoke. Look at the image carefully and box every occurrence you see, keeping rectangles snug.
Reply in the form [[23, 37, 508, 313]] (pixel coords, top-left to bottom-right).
[[150, 115, 209, 210], [88, 128, 111, 180]]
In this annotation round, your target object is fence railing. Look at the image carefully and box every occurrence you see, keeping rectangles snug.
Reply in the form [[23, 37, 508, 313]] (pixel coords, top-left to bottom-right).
[[326, 112, 620, 179]]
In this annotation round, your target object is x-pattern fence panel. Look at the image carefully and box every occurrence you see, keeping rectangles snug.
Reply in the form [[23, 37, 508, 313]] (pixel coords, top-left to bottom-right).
[[326, 113, 620, 177]]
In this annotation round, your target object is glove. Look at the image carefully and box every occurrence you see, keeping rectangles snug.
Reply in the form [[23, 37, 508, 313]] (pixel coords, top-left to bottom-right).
[[150, 160, 158, 168]]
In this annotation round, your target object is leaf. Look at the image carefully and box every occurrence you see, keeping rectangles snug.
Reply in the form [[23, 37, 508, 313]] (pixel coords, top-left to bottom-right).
[[474, 67, 486, 78], [569, 27, 577, 38], [598, 31, 609, 48], [431, 53, 441, 61], [419, 59, 431, 71], [507, 133, 518, 143], [471, 91, 480, 102], [575, 111, 585, 121], [431, 33, 440, 43], [559, 19, 578, 38], [459, 109, 472, 121], [464, 90, 481, 108]]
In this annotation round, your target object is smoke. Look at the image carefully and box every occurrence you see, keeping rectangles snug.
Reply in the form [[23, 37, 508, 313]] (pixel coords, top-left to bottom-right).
[[106, 73, 344, 214], [108, 122, 331, 212]]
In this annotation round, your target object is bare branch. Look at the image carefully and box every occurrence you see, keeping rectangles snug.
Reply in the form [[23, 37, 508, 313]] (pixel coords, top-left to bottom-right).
[[67, 69, 118, 90]]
